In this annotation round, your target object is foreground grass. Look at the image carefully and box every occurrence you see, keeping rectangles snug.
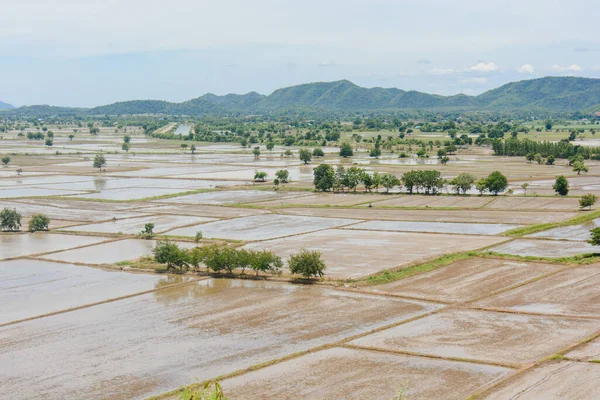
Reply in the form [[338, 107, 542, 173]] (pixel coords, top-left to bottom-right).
[[504, 208, 600, 237]]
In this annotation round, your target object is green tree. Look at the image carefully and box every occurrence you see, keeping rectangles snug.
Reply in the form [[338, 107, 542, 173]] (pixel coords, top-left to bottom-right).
[[0, 208, 22, 231], [476, 178, 488, 195], [266, 141, 275, 151], [437, 149, 447, 158], [553, 176, 569, 196], [140, 223, 155, 238], [534, 153, 543, 164], [1, 156, 10, 165], [573, 161, 589, 175], [123, 135, 131, 143], [312, 148, 325, 157], [449, 173, 476, 195], [190, 144, 196, 154], [545, 119, 553, 131], [249, 250, 283, 277], [313, 164, 335, 191], [45, 138, 53, 147], [588, 227, 600, 246], [194, 230, 203, 243], [181, 143, 188, 151], [93, 153, 106, 171], [90, 127, 100, 135], [121, 142, 129, 152], [381, 173, 401, 193], [68, 134, 75, 140], [153, 241, 189, 272], [580, 193, 598, 210], [275, 169, 289, 183], [485, 171, 508, 195], [252, 146, 261, 158], [288, 249, 326, 278], [440, 156, 450, 165], [28, 213, 50, 232], [339, 142, 353, 158], [525, 153, 535, 163], [546, 155, 555, 165], [299, 148, 312, 164], [254, 170, 267, 182]]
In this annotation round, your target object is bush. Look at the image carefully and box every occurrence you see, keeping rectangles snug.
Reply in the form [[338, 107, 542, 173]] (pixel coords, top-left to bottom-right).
[[153, 241, 189, 272], [312, 148, 324, 157], [339, 142, 353, 157], [553, 176, 569, 196], [28, 213, 50, 232], [1, 156, 10, 165], [580, 193, 598, 210], [313, 164, 335, 191], [485, 171, 508, 195], [0, 208, 22, 231], [288, 249, 326, 278], [140, 223, 155, 238]]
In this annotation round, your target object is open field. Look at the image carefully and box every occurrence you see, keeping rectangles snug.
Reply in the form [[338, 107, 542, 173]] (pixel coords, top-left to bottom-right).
[[3, 123, 600, 399]]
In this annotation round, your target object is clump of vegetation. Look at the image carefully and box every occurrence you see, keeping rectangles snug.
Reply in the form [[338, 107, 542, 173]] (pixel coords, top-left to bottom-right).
[[179, 381, 227, 400], [580, 193, 598, 210], [194, 230, 203, 243], [28, 213, 50, 232], [0, 208, 22, 232], [553, 176, 569, 196], [93, 153, 106, 171], [299, 148, 312, 164], [140, 223, 155, 238], [254, 170, 267, 182], [153, 241, 190, 272], [275, 169, 289, 183], [449, 173, 476, 195], [339, 142, 353, 158], [288, 249, 326, 279], [1, 156, 10, 165]]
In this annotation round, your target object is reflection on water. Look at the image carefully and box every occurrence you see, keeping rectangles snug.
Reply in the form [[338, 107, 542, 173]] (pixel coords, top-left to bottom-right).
[[175, 124, 191, 134], [152, 278, 270, 305]]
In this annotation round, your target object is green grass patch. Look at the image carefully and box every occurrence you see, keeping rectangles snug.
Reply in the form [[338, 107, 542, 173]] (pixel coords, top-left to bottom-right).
[[504, 208, 600, 237], [479, 251, 600, 265], [362, 252, 478, 286]]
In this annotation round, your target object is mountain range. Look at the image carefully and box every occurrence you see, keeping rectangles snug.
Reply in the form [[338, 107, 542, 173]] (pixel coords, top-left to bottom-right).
[[3, 77, 600, 116], [0, 100, 14, 110]]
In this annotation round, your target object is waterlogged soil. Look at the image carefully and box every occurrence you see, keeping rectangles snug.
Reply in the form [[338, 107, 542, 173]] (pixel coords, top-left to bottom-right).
[[155, 190, 309, 205], [0, 187, 87, 198], [488, 239, 596, 257], [484, 197, 581, 211], [372, 258, 561, 302], [346, 220, 522, 235], [221, 347, 511, 400], [73, 187, 189, 201], [474, 265, 600, 316], [244, 229, 506, 279], [484, 361, 600, 400], [61, 215, 215, 234], [135, 204, 268, 218], [366, 195, 491, 208], [528, 218, 600, 241], [0, 260, 184, 324], [0, 233, 109, 260], [566, 337, 600, 360], [166, 214, 359, 240], [40, 239, 194, 264], [350, 309, 600, 365], [280, 207, 576, 224], [0, 279, 440, 399], [253, 193, 398, 207]]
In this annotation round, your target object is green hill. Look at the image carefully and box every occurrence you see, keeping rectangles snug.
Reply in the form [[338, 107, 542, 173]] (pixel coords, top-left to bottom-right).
[[0, 100, 14, 109], [5, 76, 600, 116]]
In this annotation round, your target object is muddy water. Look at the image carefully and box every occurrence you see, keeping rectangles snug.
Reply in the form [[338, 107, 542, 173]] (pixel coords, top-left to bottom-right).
[[0, 279, 440, 399], [529, 218, 600, 241], [165, 214, 359, 240], [61, 215, 215, 234], [347, 220, 522, 235], [0, 233, 108, 260], [73, 187, 186, 201], [156, 190, 305, 205], [488, 239, 596, 257], [0, 260, 185, 324], [41, 239, 194, 264]]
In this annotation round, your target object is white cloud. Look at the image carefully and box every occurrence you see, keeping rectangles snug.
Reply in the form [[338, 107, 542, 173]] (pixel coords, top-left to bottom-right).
[[468, 62, 498, 72], [518, 64, 535, 73], [319, 60, 336, 67], [460, 77, 488, 84], [551, 64, 582, 72], [428, 68, 456, 75]]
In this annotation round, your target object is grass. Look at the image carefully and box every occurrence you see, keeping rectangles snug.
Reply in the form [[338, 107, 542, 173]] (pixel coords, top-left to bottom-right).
[[362, 252, 478, 286], [503, 207, 600, 237], [479, 251, 600, 265]]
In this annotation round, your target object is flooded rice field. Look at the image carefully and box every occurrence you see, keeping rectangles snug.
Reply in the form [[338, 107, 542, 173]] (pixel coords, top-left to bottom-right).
[[165, 214, 359, 240], [0, 279, 439, 399], [346, 220, 522, 235], [488, 238, 596, 257], [0, 233, 109, 260], [155, 190, 309, 205], [528, 218, 600, 241], [61, 214, 215, 234], [0, 259, 182, 324]]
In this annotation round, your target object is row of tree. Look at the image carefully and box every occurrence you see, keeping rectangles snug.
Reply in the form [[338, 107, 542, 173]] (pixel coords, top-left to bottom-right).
[[493, 138, 600, 159], [0, 208, 49, 232], [153, 242, 326, 279]]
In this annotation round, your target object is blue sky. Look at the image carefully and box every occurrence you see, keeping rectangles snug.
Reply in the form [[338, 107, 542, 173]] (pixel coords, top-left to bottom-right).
[[1, 0, 599, 107]]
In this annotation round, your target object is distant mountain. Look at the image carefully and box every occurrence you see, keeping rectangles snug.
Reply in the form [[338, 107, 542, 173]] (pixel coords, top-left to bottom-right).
[[0, 100, 14, 109], [4, 77, 600, 116]]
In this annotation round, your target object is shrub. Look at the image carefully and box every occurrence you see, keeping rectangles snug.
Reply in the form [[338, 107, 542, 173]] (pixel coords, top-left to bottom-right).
[[288, 249, 326, 278], [553, 176, 569, 196], [28, 213, 50, 232], [580, 193, 598, 210], [0, 208, 21, 231], [153, 241, 189, 272], [141, 223, 155, 238]]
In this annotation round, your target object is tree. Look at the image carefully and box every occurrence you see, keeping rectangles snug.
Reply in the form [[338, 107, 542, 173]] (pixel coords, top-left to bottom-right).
[[28, 213, 50, 232], [275, 169, 289, 183], [121, 143, 129, 152], [45, 138, 53, 147], [521, 182, 529, 195], [123, 135, 131, 143], [254, 170, 267, 182], [1, 156, 10, 165], [194, 230, 203, 243], [90, 127, 100, 135], [381, 173, 401, 193], [545, 119, 553, 131], [546, 155, 555, 165], [140, 223, 155, 238], [312, 148, 324, 157], [449, 173, 476, 195], [0, 208, 22, 231], [339, 142, 353, 158], [299, 148, 312, 164], [266, 141, 275, 151], [553, 176, 569, 196], [68, 134, 75, 140], [580, 194, 598, 210], [190, 144, 196, 154], [589, 227, 600, 246], [437, 149, 447, 158], [249, 250, 283, 277], [93, 153, 106, 171], [313, 164, 335, 191], [573, 161, 589, 175], [153, 241, 189, 272], [440, 156, 450, 165], [253, 146, 261, 158], [288, 249, 326, 278], [476, 178, 488, 195], [485, 171, 508, 195], [525, 153, 535, 163], [181, 143, 188, 152]]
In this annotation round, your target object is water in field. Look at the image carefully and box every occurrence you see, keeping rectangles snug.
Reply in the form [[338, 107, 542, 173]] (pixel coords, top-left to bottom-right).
[[174, 124, 191, 134]]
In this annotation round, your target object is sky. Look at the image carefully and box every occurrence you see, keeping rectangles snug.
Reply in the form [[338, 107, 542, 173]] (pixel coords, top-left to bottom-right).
[[1, 0, 599, 107]]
